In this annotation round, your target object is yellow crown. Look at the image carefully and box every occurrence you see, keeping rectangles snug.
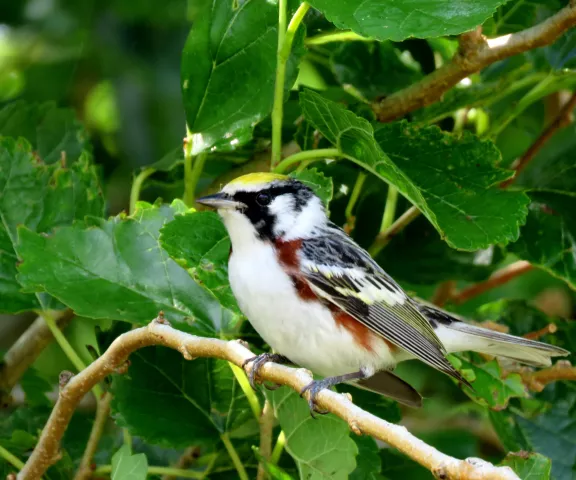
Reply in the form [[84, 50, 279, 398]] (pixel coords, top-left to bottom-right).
[[228, 172, 288, 186]]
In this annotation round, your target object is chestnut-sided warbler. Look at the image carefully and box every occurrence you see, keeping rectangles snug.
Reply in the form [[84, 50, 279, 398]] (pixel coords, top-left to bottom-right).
[[198, 173, 568, 411]]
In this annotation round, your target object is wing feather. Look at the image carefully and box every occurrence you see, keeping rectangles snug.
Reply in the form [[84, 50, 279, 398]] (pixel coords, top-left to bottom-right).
[[301, 226, 471, 387]]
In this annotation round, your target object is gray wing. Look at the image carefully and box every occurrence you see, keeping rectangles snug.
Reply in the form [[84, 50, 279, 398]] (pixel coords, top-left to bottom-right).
[[300, 225, 470, 387]]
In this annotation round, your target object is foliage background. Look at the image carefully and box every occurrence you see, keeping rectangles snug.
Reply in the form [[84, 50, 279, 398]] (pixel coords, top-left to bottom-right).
[[0, 0, 575, 479]]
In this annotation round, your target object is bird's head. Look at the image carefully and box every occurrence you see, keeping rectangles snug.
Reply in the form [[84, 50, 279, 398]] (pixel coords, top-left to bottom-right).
[[197, 173, 326, 244]]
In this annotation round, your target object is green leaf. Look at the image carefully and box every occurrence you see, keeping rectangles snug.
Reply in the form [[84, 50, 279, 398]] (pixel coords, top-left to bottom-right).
[[0, 101, 90, 164], [112, 346, 254, 447], [500, 452, 551, 480], [0, 137, 104, 313], [509, 192, 576, 290], [268, 387, 357, 479], [160, 210, 238, 314], [350, 436, 383, 480], [331, 42, 422, 101], [299, 90, 529, 250], [373, 121, 529, 250], [17, 200, 236, 332], [306, 0, 508, 41], [380, 449, 432, 480], [20, 369, 52, 407], [515, 124, 576, 197], [450, 355, 527, 410], [514, 395, 576, 480], [291, 168, 334, 207], [111, 445, 148, 480], [181, 0, 304, 154]]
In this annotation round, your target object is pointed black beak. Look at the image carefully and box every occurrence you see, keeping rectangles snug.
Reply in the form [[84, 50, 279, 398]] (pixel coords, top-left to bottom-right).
[[196, 192, 243, 209]]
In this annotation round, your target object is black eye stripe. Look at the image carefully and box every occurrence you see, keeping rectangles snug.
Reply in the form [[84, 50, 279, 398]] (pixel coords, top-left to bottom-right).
[[230, 180, 314, 240]]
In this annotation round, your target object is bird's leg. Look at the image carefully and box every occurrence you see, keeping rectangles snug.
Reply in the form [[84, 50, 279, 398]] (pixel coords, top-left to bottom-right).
[[300, 369, 367, 417], [242, 353, 291, 390]]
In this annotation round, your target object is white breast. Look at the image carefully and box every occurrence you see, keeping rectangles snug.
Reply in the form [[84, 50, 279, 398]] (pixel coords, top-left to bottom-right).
[[225, 227, 396, 377]]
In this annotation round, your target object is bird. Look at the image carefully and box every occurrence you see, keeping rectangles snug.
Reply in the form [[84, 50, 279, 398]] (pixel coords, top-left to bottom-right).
[[197, 172, 569, 412]]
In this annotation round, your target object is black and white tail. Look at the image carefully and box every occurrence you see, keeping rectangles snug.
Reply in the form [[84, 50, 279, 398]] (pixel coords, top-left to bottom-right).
[[420, 304, 570, 367]]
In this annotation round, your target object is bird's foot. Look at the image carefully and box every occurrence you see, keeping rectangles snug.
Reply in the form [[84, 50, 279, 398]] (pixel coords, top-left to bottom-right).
[[300, 379, 333, 417], [242, 353, 289, 390]]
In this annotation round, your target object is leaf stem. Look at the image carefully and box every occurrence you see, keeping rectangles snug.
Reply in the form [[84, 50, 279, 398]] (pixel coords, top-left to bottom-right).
[[305, 30, 372, 46], [183, 128, 195, 206], [185, 152, 208, 206], [94, 465, 204, 479], [344, 172, 366, 232], [0, 444, 25, 471], [273, 148, 341, 174], [369, 206, 421, 257], [130, 167, 156, 215], [41, 311, 103, 399], [228, 362, 262, 419], [485, 75, 556, 139], [220, 433, 250, 480], [380, 186, 398, 232], [270, 430, 286, 465], [271, 2, 311, 168]]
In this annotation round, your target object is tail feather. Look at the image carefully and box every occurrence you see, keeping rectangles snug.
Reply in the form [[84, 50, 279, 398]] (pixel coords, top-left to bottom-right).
[[420, 304, 570, 367]]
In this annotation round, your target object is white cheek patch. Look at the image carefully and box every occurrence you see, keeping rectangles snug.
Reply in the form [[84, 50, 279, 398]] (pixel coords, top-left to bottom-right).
[[281, 196, 327, 241], [269, 194, 296, 237]]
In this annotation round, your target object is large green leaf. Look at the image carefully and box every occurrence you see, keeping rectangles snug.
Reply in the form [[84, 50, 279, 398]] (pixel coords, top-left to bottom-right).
[[182, 0, 304, 154], [299, 90, 528, 250], [510, 192, 576, 290], [450, 355, 527, 410], [350, 436, 383, 480], [0, 137, 104, 313], [112, 346, 254, 447], [160, 210, 240, 316], [0, 101, 90, 165], [307, 0, 508, 41], [331, 42, 422, 101], [268, 387, 357, 479], [515, 395, 576, 480], [111, 445, 148, 480], [500, 452, 551, 480], [17, 201, 236, 331]]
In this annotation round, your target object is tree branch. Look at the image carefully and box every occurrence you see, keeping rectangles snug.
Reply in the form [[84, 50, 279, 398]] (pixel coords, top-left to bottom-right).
[[373, 4, 576, 123], [518, 360, 576, 392], [17, 315, 519, 480], [501, 92, 576, 188], [451, 261, 533, 304], [0, 310, 74, 406]]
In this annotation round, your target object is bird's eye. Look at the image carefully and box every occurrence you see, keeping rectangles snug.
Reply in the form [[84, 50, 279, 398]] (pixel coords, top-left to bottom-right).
[[256, 192, 271, 206]]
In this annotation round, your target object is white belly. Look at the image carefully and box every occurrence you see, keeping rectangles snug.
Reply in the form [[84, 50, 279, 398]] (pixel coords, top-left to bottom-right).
[[228, 242, 395, 377]]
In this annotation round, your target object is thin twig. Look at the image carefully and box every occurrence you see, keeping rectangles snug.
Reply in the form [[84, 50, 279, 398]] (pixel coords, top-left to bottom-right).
[[524, 323, 557, 340], [517, 360, 576, 392], [501, 92, 576, 188], [74, 392, 112, 480], [451, 261, 533, 304], [256, 400, 275, 480], [0, 310, 74, 406], [373, 4, 576, 122], [17, 315, 519, 480]]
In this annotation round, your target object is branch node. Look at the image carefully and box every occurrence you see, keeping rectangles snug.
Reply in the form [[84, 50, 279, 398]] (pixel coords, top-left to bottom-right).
[[432, 464, 448, 479], [178, 345, 194, 361], [114, 360, 131, 375], [342, 392, 353, 403], [59, 371, 74, 389], [348, 419, 363, 436], [153, 311, 170, 325], [234, 339, 251, 349]]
